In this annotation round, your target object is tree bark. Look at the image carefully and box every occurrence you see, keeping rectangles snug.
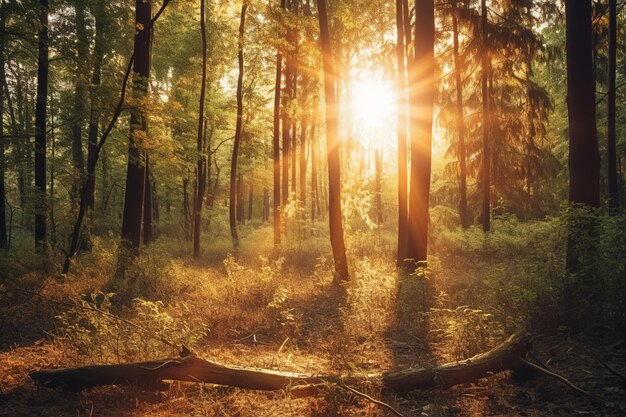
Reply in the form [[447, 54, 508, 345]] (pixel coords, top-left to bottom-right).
[[143, 157, 153, 245], [0, 6, 7, 249], [34, 0, 49, 252], [607, 0, 619, 212], [119, 0, 152, 259], [406, 0, 434, 265], [452, 0, 469, 229], [194, 0, 208, 257], [229, 3, 247, 249], [30, 332, 531, 393], [317, 0, 349, 281], [565, 0, 600, 208], [480, 0, 491, 232], [273, 0, 286, 245], [70, 0, 88, 206], [395, 0, 408, 264], [85, 0, 106, 239]]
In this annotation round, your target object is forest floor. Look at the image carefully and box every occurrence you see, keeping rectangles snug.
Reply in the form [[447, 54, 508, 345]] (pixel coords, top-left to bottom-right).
[[0, 228, 625, 416]]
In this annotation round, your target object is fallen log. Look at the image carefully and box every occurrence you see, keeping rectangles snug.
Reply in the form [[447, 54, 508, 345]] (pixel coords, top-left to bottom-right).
[[30, 332, 531, 393]]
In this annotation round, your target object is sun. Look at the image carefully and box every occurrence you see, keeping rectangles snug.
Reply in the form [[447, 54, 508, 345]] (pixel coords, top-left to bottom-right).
[[348, 75, 396, 148]]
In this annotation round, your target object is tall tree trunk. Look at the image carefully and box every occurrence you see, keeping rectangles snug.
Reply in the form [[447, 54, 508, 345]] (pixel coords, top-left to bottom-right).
[[317, 0, 349, 281], [0, 7, 7, 249], [299, 116, 307, 209], [71, 0, 88, 206], [34, 0, 49, 252], [452, 0, 468, 229], [273, 0, 286, 245], [564, 0, 602, 329], [85, 0, 106, 236], [480, 0, 490, 232], [608, 0, 619, 212], [406, 0, 434, 265], [229, 2, 247, 249], [565, 0, 600, 207], [395, 0, 408, 264], [311, 120, 318, 221], [119, 0, 152, 259], [194, 0, 208, 257]]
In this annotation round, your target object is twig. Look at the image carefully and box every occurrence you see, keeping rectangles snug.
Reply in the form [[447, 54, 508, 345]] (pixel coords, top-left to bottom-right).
[[338, 381, 404, 417], [598, 358, 626, 383], [518, 357, 596, 400]]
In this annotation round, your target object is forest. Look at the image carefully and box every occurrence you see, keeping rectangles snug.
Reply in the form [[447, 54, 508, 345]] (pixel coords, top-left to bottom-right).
[[0, 0, 625, 416]]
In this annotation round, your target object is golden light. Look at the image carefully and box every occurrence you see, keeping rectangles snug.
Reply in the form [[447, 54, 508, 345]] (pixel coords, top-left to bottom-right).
[[348, 74, 396, 149]]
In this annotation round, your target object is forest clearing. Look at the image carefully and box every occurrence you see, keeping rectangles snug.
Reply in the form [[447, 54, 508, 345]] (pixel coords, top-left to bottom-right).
[[1, 0, 626, 415]]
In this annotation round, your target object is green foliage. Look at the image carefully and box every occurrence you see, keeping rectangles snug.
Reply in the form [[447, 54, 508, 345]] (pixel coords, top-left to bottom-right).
[[55, 291, 207, 364]]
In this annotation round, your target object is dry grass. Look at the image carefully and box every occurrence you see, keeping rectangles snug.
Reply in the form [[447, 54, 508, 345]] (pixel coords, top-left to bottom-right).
[[1, 224, 625, 416]]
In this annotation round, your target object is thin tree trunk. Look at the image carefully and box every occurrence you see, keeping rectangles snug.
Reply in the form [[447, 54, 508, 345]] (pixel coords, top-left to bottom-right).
[[317, 0, 349, 281], [70, 0, 88, 206], [183, 176, 191, 241], [480, 0, 491, 232], [194, 0, 208, 257], [273, 0, 286, 244], [143, 156, 153, 245], [85, 0, 106, 239], [300, 117, 307, 210], [34, 0, 49, 252], [248, 184, 253, 221], [311, 120, 318, 222], [395, 0, 408, 264], [406, 0, 434, 265], [374, 149, 383, 225], [229, 3, 247, 248], [119, 0, 152, 267], [263, 187, 269, 222], [452, 0, 468, 229], [0, 7, 7, 249], [608, 0, 619, 212]]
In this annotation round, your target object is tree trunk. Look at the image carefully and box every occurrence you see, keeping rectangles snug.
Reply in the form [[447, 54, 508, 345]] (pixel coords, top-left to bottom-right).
[[183, 176, 191, 242], [85, 0, 106, 241], [565, 1, 600, 207], [564, 0, 602, 329], [607, 0, 619, 212], [317, 0, 349, 281], [374, 149, 383, 225], [70, 0, 88, 206], [480, 0, 491, 232], [0, 7, 7, 249], [273, 0, 286, 245], [119, 0, 152, 265], [143, 157, 153, 245], [406, 0, 434, 265], [229, 3, 247, 248], [194, 0, 208, 257], [300, 118, 307, 209], [395, 0, 408, 264], [311, 120, 318, 222], [263, 187, 269, 222], [30, 332, 531, 393], [453, 0, 469, 229], [34, 0, 49, 252], [248, 184, 253, 221]]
